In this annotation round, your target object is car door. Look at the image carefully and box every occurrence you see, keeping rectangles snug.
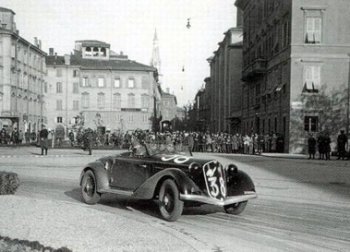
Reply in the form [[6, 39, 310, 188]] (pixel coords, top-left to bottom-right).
[[110, 157, 151, 191]]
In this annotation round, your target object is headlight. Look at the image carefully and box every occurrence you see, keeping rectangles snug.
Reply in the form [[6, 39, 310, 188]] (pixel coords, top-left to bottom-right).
[[226, 164, 238, 175]]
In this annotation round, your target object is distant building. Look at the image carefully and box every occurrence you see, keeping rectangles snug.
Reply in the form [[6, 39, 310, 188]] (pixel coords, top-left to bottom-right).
[[159, 88, 177, 128], [45, 40, 159, 132], [235, 0, 350, 153], [207, 26, 243, 133], [0, 7, 47, 133]]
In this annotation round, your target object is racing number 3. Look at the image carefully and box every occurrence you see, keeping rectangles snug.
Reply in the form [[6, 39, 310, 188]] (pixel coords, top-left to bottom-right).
[[206, 166, 226, 198]]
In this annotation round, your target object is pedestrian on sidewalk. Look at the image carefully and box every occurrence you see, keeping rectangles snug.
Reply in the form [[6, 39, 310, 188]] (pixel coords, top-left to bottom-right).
[[337, 130, 348, 160], [39, 125, 49, 155], [308, 133, 316, 159]]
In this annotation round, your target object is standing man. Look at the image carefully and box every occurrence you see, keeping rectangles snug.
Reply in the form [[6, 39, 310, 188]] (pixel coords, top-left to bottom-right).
[[39, 125, 49, 155], [307, 133, 317, 159], [337, 130, 348, 160], [83, 128, 93, 155]]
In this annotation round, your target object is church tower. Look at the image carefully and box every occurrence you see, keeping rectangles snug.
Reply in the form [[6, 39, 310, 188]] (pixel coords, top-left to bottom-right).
[[150, 29, 161, 82]]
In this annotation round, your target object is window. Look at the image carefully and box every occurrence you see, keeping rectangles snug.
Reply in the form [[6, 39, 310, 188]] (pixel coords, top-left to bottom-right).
[[98, 77, 105, 88], [128, 114, 133, 122], [93, 47, 99, 56], [82, 77, 89, 87], [114, 78, 121, 88], [97, 92, 105, 109], [141, 95, 149, 109], [142, 114, 148, 122], [303, 65, 320, 92], [100, 48, 106, 56], [82, 92, 89, 108], [73, 100, 79, 110], [274, 117, 278, 132], [56, 82, 63, 93], [113, 93, 121, 109], [57, 117, 63, 123], [305, 16, 322, 44], [73, 70, 78, 77], [304, 116, 318, 132], [56, 100, 63, 110], [128, 78, 135, 88], [56, 69, 62, 77], [85, 47, 92, 56], [73, 82, 79, 93], [127, 93, 135, 108], [142, 76, 149, 89]]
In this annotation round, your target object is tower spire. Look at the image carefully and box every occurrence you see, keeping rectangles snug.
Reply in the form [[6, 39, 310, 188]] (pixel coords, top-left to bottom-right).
[[151, 28, 161, 82]]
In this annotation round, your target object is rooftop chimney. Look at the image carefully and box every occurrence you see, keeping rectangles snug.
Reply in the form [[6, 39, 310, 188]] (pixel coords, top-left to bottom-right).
[[64, 54, 70, 65], [38, 40, 42, 49], [49, 48, 54, 56], [34, 37, 38, 46]]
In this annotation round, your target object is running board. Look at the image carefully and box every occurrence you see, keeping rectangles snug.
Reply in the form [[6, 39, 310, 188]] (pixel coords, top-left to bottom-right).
[[99, 188, 133, 197]]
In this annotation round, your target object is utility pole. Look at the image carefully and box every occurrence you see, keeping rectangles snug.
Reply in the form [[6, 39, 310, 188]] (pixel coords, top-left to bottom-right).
[[347, 54, 350, 135]]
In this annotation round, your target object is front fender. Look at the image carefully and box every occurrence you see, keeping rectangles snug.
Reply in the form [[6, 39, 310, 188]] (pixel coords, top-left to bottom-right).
[[226, 170, 255, 196], [79, 161, 109, 192], [133, 168, 200, 200]]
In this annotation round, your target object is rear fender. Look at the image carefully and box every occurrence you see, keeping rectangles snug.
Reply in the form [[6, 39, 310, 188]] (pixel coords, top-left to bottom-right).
[[79, 161, 109, 192], [133, 168, 200, 200], [226, 170, 255, 196]]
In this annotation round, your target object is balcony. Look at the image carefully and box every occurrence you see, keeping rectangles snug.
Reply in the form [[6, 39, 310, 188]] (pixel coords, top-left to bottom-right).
[[242, 58, 267, 81]]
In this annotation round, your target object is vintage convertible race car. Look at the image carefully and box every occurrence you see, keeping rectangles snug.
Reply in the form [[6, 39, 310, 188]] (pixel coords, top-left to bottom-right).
[[80, 143, 257, 221]]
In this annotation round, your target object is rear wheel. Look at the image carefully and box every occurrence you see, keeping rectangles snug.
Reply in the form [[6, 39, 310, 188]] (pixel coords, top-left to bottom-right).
[[81, 170, 101, 204], [158, 179, 184, 222], [224, 201, 247, 215]]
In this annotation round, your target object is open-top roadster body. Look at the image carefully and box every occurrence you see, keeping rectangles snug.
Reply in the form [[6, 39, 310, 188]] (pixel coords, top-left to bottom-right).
[[80, 143, 257, 221]]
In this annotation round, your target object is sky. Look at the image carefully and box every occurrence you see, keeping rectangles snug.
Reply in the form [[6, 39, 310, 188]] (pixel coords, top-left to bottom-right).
[[2, 0, 237, 106]]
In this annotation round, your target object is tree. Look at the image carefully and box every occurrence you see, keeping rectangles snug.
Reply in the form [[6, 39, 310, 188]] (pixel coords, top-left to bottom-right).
[[290, 84, 348, 153]]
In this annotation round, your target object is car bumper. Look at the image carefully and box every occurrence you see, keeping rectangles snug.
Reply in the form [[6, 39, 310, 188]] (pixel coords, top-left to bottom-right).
[[179, 191, 257, 206]]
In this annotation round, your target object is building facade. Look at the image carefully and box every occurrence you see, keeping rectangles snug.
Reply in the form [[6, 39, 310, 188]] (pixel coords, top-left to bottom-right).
[[0, 7, 47, 134], [236, 0, 350, 153], [45, 40, 158, 133], [207, 27, 243, 133], [159, 88, 177, 129]]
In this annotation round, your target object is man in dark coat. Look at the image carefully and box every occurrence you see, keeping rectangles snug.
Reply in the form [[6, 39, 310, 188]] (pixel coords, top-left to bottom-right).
[[39, 125, 49, 155], [307, 133, 316, 159], [337, 130, 348, 160], [83, 128, 93, 155]]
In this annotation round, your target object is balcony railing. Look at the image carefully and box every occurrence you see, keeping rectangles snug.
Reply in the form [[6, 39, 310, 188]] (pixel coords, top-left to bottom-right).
[[242, 58, 267, 81]]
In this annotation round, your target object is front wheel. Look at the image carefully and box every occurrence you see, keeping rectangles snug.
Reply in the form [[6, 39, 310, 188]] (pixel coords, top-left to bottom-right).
[[158, 179, 184, 222], [224, 201, 247, 215], [81, 170, 101, 204]]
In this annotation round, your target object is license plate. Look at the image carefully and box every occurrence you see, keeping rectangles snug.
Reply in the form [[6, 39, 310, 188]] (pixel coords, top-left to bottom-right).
[[203, 161, 227, 200]]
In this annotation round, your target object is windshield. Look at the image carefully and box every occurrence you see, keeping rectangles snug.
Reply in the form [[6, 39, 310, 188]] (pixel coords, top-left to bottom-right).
[[145, 143, 192, 157]]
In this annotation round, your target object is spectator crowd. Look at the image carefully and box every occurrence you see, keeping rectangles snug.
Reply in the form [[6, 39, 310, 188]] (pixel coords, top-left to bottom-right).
[[1, 126, 349, 159]]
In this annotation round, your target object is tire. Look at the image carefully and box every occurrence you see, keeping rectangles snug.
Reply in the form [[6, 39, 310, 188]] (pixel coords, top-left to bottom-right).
[[81, 170, 101, 204], [158, 179, 184, 222], [224, 201, 247, 215]]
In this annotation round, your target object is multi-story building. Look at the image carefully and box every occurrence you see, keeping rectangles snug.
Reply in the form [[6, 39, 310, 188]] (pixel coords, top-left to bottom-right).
[[0, 7, 47, 133], [207, 26, 243, 133], [235, 0, 350, 153], [159, 88, 177, 127], [45, 40, 159, 133]]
